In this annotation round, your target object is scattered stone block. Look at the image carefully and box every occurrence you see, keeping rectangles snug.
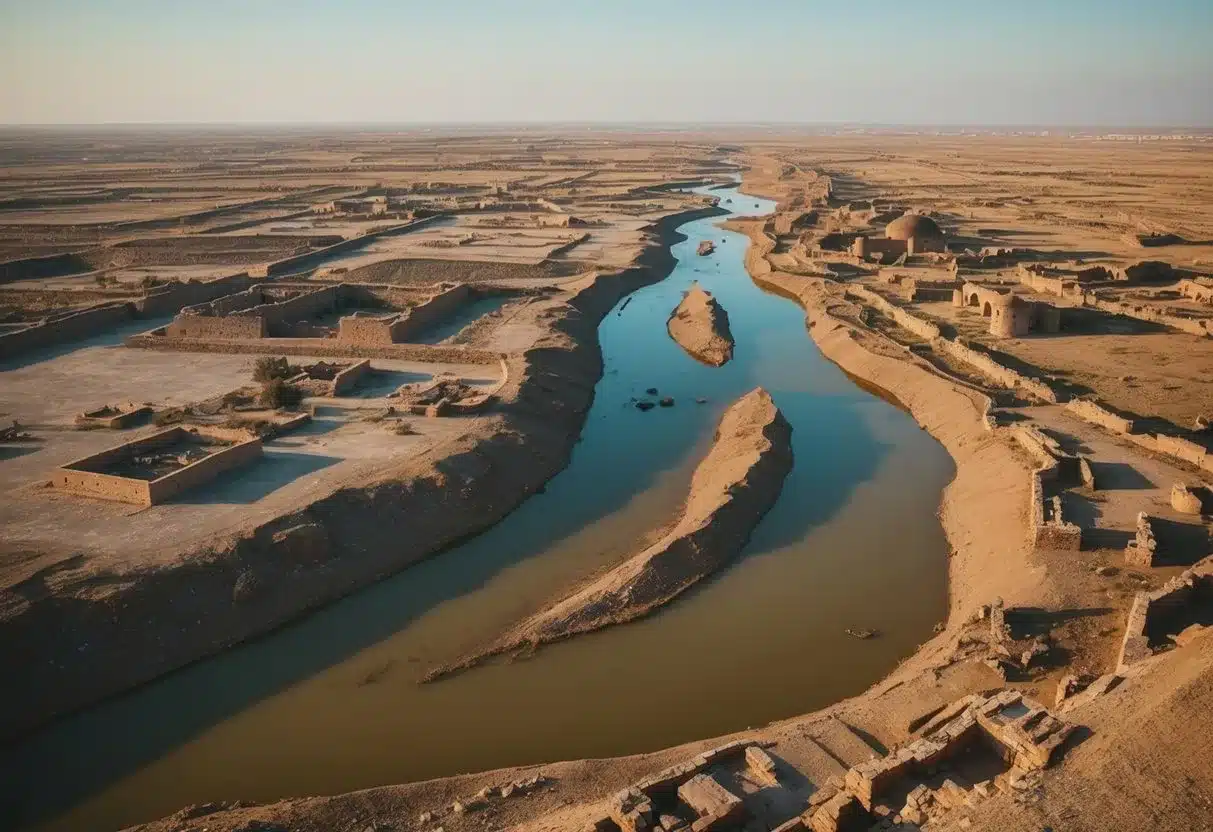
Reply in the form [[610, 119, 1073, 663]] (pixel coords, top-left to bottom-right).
[[745, 745, 779, 786], [1171, 483, 1204, 515], [1124, 512, 1158, 567], [678, 774, 744, 827]]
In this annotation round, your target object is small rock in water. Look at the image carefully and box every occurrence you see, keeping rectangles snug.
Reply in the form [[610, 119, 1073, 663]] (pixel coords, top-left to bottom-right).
[[659, 397, 675, 408], [646, 387, 659, 395], [635, 400, 655, 411], [695, 397, 708, 404], [845, 628, 878, 640]]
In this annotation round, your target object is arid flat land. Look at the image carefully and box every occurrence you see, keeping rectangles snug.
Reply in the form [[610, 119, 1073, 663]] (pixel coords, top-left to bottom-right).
[[2, 129, 1213, 832]]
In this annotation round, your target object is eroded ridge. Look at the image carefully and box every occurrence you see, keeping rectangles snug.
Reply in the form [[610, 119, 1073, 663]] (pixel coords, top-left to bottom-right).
[[667, 281, 735, 367], [424, 386, 792, 680]]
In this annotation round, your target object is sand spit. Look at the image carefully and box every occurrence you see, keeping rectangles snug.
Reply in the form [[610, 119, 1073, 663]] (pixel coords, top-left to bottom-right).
[[422, 387, 792, 682], [667, 281, 734, 366], [0, 205, 727, 743]]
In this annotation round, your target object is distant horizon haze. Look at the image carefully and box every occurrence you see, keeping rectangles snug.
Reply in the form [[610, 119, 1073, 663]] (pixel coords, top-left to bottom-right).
[[2, 0, 1211, 127]]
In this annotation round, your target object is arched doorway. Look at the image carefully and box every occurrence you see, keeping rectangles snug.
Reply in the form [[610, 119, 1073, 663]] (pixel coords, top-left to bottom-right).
[[968, 293, 980, 307], [983, 302, 992, 317]]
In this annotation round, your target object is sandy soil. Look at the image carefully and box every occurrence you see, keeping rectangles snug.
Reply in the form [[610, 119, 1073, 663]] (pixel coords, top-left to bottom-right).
[[666, 282, 734, 367], [422, 387, 791, 681]]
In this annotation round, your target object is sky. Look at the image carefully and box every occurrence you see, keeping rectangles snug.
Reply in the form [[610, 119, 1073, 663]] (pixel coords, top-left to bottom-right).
[[1, 0, 1211, 126]]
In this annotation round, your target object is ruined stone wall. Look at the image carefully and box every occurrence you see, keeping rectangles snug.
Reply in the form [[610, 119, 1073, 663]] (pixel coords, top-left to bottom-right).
[[330, 359, 371, 396], [134, 272, 258, 318], [336, 313, 398, 346], [0, 301, 133, 360], [1154, 434, 1211, 469], [54, 427, 189, 505], [1016, 266, 1068, 298], [1124, 512, 1158, 567], [126, 330, 501, 364], [0, 251, 93, 284], [849, 286, 942, 340], [166, 313, 266, 340], [146, 438, 262, 503], [55, 468, 153, 505], [1179, 279, 1213, 305], [1066, 398, 1136, 434], [386, 283, 472, 342], [262, 215, 442, 276], [936, 339, 1059, 403], [852, 237, 908, 261], [1087, 296, 1212, 338], [247, 284, 342, 336]]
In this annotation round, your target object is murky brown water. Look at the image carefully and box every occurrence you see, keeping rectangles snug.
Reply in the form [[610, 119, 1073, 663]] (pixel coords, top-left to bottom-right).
[[2, 189, 953, 832]]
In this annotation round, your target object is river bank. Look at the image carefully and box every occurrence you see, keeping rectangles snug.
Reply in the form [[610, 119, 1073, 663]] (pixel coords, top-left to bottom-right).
[[0, 202, 726, 746], [421, 387, 793, 681]]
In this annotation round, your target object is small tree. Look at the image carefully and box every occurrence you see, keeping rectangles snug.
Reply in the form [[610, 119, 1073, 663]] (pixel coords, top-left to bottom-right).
[[259, 378, 302, 410], [253, 356, 292, 383]]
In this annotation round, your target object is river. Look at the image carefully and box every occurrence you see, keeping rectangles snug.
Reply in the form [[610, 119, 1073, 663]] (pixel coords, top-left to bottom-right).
[[1, 186, 953, 832]]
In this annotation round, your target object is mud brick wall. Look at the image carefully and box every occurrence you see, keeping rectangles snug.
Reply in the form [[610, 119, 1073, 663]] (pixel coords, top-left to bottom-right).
[[135, 272, 258, 318], [330, 359, 371, 396], [166, 313, 266, 340], [263, 216, 442, 276], [146, 438, 262, 503], [126, 331, 502, 364], [54, 427, 190, 505], [1154, 434, 1209, 468], [249, 284, 341, 336], [388, 283, 472, 342], [0, 301, 133, 360], [1066, 398, 1136, 434], [54, 468, 153, 505], [337, 313, 400, 346]]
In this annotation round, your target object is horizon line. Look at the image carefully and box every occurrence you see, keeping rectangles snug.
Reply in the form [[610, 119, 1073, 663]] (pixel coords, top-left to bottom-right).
[[1, 120, 1212, 132]]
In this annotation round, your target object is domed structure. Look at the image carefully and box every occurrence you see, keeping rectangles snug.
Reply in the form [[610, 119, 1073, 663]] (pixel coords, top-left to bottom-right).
[[885, 212, 943, 242]]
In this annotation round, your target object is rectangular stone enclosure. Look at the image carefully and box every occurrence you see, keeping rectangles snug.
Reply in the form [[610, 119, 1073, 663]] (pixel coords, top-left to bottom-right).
[[54, 426, 262, 506]]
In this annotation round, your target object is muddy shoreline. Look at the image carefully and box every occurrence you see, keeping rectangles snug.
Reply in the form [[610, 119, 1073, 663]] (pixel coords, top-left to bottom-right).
[[0, 204, 727, 743]]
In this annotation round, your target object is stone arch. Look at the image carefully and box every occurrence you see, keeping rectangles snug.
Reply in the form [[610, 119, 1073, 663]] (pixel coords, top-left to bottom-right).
[[983, 301, 993, 317]]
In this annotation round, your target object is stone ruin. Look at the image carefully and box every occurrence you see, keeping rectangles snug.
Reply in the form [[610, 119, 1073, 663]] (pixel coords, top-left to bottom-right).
[[153, 280, 475, 348], [1118, 555, 1213, 670], [953, 282, 1064, 339], [580, 691, 1075, 832], [53, 425, 263, 506], [286, 359, 372, 397], [392, 372, 498, 417], [1124, 512, 1159, 567], [75, 402, 153, 430]]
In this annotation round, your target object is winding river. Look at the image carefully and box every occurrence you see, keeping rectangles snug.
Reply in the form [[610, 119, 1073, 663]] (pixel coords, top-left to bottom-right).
[[2, 186, 953, 832]]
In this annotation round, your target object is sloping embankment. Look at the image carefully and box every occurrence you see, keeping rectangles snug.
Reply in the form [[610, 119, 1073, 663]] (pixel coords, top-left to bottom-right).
[[422, 387, 792, 681], [0, 204, 726, 743], [667, 282, 734, 366]]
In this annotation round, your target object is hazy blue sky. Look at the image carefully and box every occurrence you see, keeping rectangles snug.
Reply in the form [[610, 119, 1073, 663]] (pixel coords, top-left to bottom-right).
[[2, 0, 1211, 125]]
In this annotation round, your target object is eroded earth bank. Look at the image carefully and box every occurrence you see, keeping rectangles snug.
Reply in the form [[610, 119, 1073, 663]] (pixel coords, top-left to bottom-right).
[[423, 386, 792, 680]]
